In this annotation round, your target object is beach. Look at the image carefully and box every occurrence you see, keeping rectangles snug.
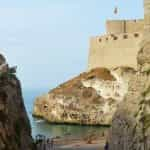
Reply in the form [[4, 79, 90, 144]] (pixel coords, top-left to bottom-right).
[[53, 136, 105, 150]]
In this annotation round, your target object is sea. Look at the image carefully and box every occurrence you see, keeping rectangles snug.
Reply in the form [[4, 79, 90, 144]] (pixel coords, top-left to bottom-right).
[[23, 89, 108, 139]]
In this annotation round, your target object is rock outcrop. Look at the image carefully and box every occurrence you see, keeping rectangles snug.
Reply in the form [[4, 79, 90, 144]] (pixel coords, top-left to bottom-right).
[[108, 52, 150, 149], [108, 72, 150, 150], [0, 54, 35, 150], [33, 67, 134, 125], [108, 1, 150, 149]]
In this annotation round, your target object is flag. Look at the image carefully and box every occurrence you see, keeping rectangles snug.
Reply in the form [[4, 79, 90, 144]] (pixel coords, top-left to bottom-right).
[[114, 7, 118, 14]]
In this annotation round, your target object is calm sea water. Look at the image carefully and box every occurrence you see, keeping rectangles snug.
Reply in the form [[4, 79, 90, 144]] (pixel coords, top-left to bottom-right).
[[23, 89, 108, 139]]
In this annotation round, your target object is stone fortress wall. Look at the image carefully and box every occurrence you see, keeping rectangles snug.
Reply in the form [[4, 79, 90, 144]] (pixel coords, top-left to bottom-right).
[[88, 19, 144, 70]]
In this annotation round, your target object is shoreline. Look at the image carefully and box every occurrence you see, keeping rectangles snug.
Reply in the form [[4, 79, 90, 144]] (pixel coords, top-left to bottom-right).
[[35, 128, 107, 150], [33, 116, 111, 127], [53, 136, 106, 150]]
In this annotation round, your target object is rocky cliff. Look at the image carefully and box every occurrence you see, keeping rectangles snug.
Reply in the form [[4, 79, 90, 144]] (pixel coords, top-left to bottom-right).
[[33, 67, 134, 125], [108, 18, 150, 150], [108, 72, 149, 150], [0, 54, 35, 150]]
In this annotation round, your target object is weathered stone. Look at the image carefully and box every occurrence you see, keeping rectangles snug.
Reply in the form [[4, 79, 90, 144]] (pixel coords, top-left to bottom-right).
[[0, 54, 35, 150], [109, 0, 150, 149], [33, 67, 135, 125], [109, 73, 149, 150], [140, 63, 150, 72], [138, 41, 150, 66], [0, 54, 6, 65]]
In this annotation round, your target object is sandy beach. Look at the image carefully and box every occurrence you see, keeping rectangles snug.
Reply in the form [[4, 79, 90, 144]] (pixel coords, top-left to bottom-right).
[[53, 137, 105, 150]]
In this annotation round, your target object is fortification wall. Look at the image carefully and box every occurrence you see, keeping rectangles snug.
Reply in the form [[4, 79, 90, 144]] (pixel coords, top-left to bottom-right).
[[88, 32, 143, 70], [106, 19, 144, 34]]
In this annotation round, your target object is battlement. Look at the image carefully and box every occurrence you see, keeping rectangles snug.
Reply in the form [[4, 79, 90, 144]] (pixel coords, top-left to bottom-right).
[[106, 19, 144, 34], [92, 32, 142, 45], [88, 1, 150, 71], [88, 18, 145, 70]]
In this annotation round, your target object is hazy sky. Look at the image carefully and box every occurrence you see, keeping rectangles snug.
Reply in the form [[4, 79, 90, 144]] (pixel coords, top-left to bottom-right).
[[0, 0, 143, 90]]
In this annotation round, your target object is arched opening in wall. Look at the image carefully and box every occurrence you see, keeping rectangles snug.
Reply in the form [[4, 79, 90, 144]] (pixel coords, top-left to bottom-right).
[[110, 34, 114, 37], [123, 34, 128, 39], [106, 37, 108, 41], [113, 36, 118, 40], [134, 33, 139, 38], [99, 38, 102, 42]]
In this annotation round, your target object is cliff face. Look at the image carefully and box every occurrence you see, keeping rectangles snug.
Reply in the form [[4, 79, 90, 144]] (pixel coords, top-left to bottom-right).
[[0, 55, 35, 150], [108, 26, 150, 150], [108, 73, 149, 150], [33, 67, 134, 125]]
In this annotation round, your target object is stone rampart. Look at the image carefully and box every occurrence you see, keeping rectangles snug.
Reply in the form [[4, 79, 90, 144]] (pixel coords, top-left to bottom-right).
[[88, 32, 143, 70]]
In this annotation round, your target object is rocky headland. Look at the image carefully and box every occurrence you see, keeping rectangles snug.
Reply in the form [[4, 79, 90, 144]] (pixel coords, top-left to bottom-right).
[[33, 0, 150, 149], [33, 67, 135, 125], [0, 54, 35, 150]]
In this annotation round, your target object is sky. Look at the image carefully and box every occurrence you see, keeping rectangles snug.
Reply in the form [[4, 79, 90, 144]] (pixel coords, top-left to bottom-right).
[[0, 0, 143, 90]]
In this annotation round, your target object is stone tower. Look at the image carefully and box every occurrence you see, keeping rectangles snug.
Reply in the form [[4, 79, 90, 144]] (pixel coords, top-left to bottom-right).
[[137, 0, 150, 71], [144, 0, 150, 34]]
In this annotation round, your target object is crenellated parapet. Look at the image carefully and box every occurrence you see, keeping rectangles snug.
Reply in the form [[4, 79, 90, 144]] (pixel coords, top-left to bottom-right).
[[93, 32, 142, 45], [88, 1, 150, 71], [88, 17, 145, 70], [88, 31, 143, 70]]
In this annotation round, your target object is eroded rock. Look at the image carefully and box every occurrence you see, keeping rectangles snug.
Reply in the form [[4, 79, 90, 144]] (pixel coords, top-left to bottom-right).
[[108, 72, 150, 150], [33, 67, 135, 125], [0, 54, 35, 150]]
